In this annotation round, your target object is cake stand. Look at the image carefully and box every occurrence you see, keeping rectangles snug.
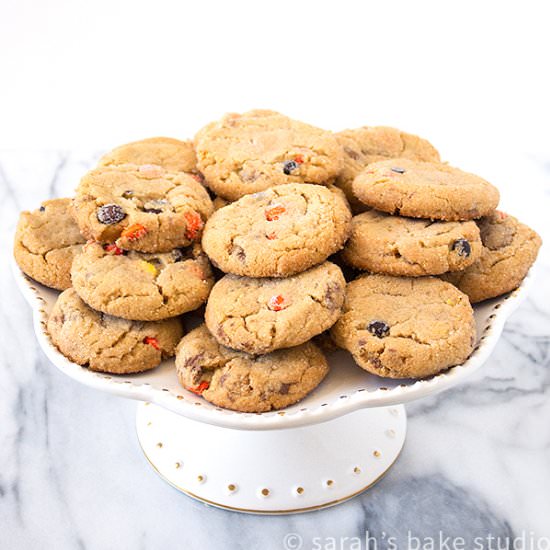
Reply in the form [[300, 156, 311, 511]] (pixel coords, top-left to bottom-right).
[[13, 261, 535, 514]]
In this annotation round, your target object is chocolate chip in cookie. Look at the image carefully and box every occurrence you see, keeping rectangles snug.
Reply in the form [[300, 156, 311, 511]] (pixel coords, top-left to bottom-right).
[[452, 238, 471, 257], [367, 320, 390, 339], [97, 204, 126, 225]]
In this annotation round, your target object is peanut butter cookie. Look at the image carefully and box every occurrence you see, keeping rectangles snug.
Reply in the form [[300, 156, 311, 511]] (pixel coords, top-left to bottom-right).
[[341, 209, 482, 276], [442, 211, 541, 302], [353, 159, 499, 220], [175, 325, 328, 412], [98, 137, 198, 173], [336, 126, 440, 212], [331, 274, 475, 379], [195, 109, 344, 200], [14, 198, 85, 290], [74, 164, 213, 252], [48, 289, 183, 374], [205, 262, 345, 353], [71, 241, 214, 321], [202, 183, 352, 277]]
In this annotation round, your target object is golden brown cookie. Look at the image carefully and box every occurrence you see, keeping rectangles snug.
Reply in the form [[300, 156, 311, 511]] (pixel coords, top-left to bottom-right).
[[195, 109, 344, 201], [73, 164, 213, 252], [441, 211, 541, 302], [47, 289, 183, 374], [212, 195, 230, 211], [175, 325, 328, 412], [71, 241, 214, 321], [352, 159, 500, 220], [13, 198, 85, 290], [341, 209, 482, 276], [331, 274, 476, 379], [205, 262, 345, 353], [202, 183, 352, 277], [335, 126, 440, 212], [98, 137, 198, 173]]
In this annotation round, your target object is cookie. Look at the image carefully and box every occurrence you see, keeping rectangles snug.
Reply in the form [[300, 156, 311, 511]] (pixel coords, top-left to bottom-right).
[[98, 137, 198, 173], [71, 241, 214, 321], [312, 330, 340, 354], [202, 183, 352, 277], [73, 164, 213, 252], [442, 211, 541, 302], [352, 159, 500, 221], [331, 274, 475, 379], [47, 289, 183, 374], [212, 195, 230, 211], [175, 325, 328, 412], [13, 198, 85, 290], [341, 209, 482, 276], [335, 126, 440, 212], [205, 262, 345, 354], [195, 109, 344, 201]]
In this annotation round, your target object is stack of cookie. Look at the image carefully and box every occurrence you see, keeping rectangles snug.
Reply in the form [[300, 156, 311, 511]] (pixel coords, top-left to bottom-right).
[[13, 110, 542, 414], [176, 185, 351, 412], [14, 138, 216, 374], [175, 111, 356, 411], [334, 132, 541, 379]]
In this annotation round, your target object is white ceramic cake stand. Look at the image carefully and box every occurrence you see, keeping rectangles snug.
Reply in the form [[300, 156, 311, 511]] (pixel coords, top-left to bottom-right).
[[13, 261, 535, 514]]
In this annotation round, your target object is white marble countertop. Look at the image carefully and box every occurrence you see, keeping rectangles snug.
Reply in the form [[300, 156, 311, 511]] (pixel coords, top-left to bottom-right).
[[1, 151, 549, 549]]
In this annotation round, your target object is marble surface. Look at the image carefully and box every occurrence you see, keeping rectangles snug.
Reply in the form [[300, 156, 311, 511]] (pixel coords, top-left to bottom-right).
[[1, 150, 549, 549]]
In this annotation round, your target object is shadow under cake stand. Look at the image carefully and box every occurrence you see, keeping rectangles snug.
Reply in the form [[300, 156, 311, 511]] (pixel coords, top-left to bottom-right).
[[13, 261, 534, 514]]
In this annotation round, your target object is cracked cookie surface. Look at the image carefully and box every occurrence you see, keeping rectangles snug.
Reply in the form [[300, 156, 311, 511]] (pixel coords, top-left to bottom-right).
[[352, 159, 500, 220], [441, 211, 541, 302], [71, 241, 214, 321], [335, 126, 440, 213], [98, 137, 198, 173], [331, 274, 475, 379], [194, 109, 344, 201], [202, 183, 352, 277], [74, 164, 213, 252], [175, 324, 328, 412], [205, 262, 345, 354], [47, 288, 183, 373], [341, 209, 482, 276], [14, 198, 85, 290]]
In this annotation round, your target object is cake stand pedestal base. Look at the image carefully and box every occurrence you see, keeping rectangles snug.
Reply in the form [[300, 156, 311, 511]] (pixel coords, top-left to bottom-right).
[[136, 402, 406, 514]]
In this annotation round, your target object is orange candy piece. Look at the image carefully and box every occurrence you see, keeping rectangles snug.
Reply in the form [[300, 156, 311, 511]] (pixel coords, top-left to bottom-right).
[[184, 211, 204, 241], [143, 336, 160, 350], [121, 223, 148, 241], [104, 243, 124, 255], [268, 295, 286, 311], [189, 381, 210, 395], [265, 204, 285, 221]]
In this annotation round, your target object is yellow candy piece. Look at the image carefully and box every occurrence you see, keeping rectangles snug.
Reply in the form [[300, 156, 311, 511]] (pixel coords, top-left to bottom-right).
[[139, 260, 158, 276]]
